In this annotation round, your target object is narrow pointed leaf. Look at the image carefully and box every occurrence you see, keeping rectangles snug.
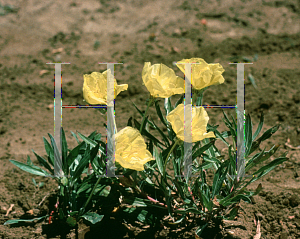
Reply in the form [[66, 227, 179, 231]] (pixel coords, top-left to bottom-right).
[[131, 100, 155, 128], [133, 118, 166, 147], [192, 140, 215, 160], [248, 73, 257, 89], [4, 215, 47, 225], [71, 131, 80, 144], [252, 112, 264, 141], [9, 160, 49, 176], [77, 131, 97, 147], [32, 150, 54, 174], [154, 100, 168, 127], [164, 97, 173, 116], [61, 127, 68, 173], [256, 124, 280, 143], [43, 137, 54, 166], [175, 94, 184, 107], [154, 145, 164, 175], [245, 114, 253, 157], [48, 133, 63, 176]]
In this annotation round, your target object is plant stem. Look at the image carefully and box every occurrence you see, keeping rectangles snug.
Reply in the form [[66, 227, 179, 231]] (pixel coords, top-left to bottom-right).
[[79, 176, 101, 217], [194, 87, 207, 106], [163, 138, 181, 177]]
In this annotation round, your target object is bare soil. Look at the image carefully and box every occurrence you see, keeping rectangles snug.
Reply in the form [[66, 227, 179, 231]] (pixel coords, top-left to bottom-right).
[[0, 0, 300, 238]]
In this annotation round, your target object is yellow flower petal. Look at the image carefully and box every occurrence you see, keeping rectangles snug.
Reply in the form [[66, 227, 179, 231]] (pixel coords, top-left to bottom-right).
[[166, 104, 215, 143], [83, 70, 128, 105], [176, 58, 225, 90], [142, 62, 185, 98], [114, 127, 154, 171]]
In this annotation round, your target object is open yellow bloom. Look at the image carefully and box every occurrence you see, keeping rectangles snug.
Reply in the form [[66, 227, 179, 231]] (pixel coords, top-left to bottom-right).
[[176, 58, 225, 90], [166, 104, 215, 143], [114, 126, 154, 171], [83, 70, 128, 105], [142, 62, 185, 98]]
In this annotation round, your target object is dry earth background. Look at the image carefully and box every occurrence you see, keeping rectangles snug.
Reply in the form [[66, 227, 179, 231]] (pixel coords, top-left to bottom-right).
[[0, 0, 300, 238]]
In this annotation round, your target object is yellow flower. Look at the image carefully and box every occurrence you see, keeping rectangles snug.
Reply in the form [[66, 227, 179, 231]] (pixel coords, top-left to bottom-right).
[[176, 58, 225, 90], [166, 104, 215, 143], [83, 70, 128, 105], [142, 62, 185, 98], [114, 126, 154, 171]]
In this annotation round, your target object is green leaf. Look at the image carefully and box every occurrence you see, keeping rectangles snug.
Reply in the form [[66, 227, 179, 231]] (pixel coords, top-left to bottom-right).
[[202, 156, 221, 165], [192, 140, 215, 160], [253, 54, 258, 62], [167, 215, 185, 225], [73, 144, 99, 180], [4, 215, 47, 225], [81, 212, 104, 224], [137, 210, 149, 223], [154, 145, 164, 175], [245, 114, 253, 157], [27, 155, 33, 166], [173, 180, 185, 199], [96, 185, 111, 197], [254, 183, 263, 196], [175, 94, 184, 108], [130, 100, 156, 128], [127, 117, 133, 127], [252, 112, 264, 141], [199, 185, 212, 211], [248, 144, 280, 172], [32, 178, 37, 186], [67, 142, 85, 167], [175, 207, 202, 214], [207, 123, 229, 147], [245, 147, 266, 172], [132, 198, 148, 207], [133, 119, 166, 147], [243, 57, 252, 62], [94, 133, 102, 142], [71, 131, 80, 144], [253, 156, 288, 178], [43, 137, 54, 166], [149, 115, 170, 147], [248, 140, 260, 156], [211, 160, 229, 199], [66, 216, 77, 227], [248, 73, 257, 89], [139, 170, 154, 185], [32, 150, 54, 174], [77, 131, 97, 148], [48, 133, 63, 175], [77, 182, 92, 194], [195, 223, 208, 237], [221, 194, 251, 207], [154, 100, 168, 127], [164, 97, 173, 116], [256, 124, 280, 143], [228, 206, 239, 220], [61, 127, 68, 174], [10, 160, 49, 177], [222, 111, 236, 144]]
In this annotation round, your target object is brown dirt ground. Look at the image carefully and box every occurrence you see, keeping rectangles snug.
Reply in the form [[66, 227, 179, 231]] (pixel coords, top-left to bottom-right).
[[0, 0, 300, 238]]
